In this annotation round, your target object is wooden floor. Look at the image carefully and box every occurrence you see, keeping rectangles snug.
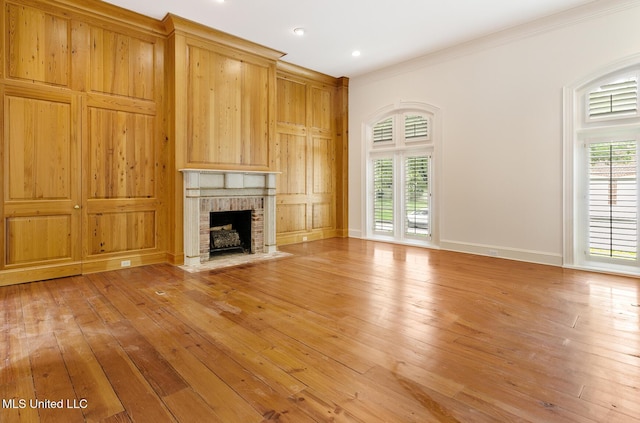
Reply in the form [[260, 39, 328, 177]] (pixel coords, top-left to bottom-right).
[[1, 238, 640, 422]]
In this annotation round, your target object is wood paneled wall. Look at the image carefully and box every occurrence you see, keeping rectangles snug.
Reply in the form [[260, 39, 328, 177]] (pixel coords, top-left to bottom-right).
[[1, 0, 168, 284], [0, 0, 348, 285], [275, 64, 348, 245]]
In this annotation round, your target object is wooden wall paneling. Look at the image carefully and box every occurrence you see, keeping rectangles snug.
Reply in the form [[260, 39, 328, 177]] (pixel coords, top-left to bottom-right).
[[242, 60, 270, 167], [276, 77, 306, 126], [310, 85, 332, 131], [312, 203, 332, 230], [163, 28, 185, 264], [275, 67, 346, 245], [79, 18, 165, 272], [6, 2, 70, 86], [186, 43, 272, 168], [276, 131, 307, 195], [276, 204, 306, 233], [87, 106, 156, 199], [88, 210, 155, 254], [89, 27, 155, 100], [0, 86, 3, 271]]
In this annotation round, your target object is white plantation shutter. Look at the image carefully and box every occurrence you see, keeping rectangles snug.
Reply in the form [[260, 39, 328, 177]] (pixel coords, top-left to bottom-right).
[[405, 155, 430, 238], [405, 115, 429, 140], [373, 158, 394, 232], [588, 140, 638, 260], [372, 117, 393, 143], [588, 77, 638, 119]]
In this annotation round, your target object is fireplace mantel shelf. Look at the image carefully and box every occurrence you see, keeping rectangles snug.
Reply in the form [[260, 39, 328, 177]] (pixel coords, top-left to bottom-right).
[[179, 168, 281, 175]]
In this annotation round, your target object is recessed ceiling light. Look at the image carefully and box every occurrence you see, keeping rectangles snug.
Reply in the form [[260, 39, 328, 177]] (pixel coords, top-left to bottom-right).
[[293, 27, 305, 36], [352, 50, 361, 57]]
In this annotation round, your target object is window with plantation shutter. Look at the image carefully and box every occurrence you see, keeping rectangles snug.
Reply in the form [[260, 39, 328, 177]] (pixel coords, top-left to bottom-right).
[[366, 104, 438, 246], [405, 115, 429, 140], [588, 77, 638, 119], [566, 62, 640, 275], [588, 140, 638, 260], [372, 117, 393, 143], [373, 158, 394, 232]]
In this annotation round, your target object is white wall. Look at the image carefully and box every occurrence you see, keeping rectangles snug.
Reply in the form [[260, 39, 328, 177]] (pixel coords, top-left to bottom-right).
[[348, 0, 640, 265]]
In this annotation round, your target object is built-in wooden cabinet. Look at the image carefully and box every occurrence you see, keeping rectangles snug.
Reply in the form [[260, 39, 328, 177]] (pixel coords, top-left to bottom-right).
[[1, 0, 168, 284], [0, 0, 347, 285]]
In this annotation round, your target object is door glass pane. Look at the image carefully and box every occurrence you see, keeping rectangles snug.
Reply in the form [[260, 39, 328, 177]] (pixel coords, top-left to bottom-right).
[[405, 156, 430, 237], [373, 158, 393, 232], [588, 140, 638, 260]]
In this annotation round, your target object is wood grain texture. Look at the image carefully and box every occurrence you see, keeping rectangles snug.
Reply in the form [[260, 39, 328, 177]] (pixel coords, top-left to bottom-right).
[[185, 44, 271, 167], [1, 238, 639, 422], [7, 3, 70, 86], [275, 70, 342, 245]]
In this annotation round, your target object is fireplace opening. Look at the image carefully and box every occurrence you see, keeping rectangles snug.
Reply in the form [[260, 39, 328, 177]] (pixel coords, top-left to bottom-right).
[[209, 210, 252, 256]]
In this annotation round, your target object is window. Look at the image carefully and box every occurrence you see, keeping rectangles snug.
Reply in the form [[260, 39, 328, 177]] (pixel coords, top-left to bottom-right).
[[365, 103, 439, 247], [565, 62, 640, 274], [588, 140, 637, 260]]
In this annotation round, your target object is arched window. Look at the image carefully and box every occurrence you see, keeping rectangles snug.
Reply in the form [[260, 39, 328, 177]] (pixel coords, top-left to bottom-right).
[[365, 103, 440, 247], [565, 61, 640, 274]]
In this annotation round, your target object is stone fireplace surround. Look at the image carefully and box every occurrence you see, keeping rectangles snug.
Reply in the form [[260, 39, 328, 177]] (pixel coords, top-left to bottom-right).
[[181, 169, 278, 266]]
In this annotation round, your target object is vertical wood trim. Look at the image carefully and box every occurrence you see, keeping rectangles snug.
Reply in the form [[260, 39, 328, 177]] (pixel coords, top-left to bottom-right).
[[335, 77, 349, 236], [0, 83, 5, 269]]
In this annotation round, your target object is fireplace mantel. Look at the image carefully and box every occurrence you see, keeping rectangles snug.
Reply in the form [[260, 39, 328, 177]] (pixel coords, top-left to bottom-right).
[[180, 169, 278, 266]]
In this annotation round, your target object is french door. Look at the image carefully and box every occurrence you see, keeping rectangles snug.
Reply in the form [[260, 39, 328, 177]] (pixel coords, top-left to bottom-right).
[[585, 138, 638, 263], [371, 152, 432, 243]]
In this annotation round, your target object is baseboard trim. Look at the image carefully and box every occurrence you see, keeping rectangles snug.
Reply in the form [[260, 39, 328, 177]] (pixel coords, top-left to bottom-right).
[[440, 240, 563, 267]]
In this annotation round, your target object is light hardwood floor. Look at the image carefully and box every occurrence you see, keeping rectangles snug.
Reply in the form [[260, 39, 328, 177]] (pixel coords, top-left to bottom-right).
[[1, 238, 639, 422]]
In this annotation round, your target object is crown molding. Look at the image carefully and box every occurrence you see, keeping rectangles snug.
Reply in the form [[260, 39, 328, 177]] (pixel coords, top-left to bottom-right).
[[353, 0, 640, 86]]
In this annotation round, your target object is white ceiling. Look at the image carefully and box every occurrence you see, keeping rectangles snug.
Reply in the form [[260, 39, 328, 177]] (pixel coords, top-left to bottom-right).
[[101, 0, 597, 78]]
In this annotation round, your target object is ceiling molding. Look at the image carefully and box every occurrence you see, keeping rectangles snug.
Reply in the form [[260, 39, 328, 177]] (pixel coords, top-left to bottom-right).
[[353, 0, 640, 85]]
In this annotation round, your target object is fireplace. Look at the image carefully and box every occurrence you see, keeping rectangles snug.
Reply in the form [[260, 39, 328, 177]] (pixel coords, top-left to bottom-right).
[[209, 210, 251, 255], [181, 169, 278, 266]]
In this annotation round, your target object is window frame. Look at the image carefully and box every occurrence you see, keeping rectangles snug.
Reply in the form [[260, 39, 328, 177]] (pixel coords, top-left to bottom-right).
[[363, 102, 441, 248], [564, 58, 640, 275]]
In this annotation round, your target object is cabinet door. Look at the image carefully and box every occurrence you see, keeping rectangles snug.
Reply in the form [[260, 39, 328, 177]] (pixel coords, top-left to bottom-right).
[[2, 91, 81, 283]]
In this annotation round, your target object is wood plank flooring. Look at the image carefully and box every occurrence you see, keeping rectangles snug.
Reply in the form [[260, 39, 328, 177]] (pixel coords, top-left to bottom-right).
[[1, 238, 640, 422]]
